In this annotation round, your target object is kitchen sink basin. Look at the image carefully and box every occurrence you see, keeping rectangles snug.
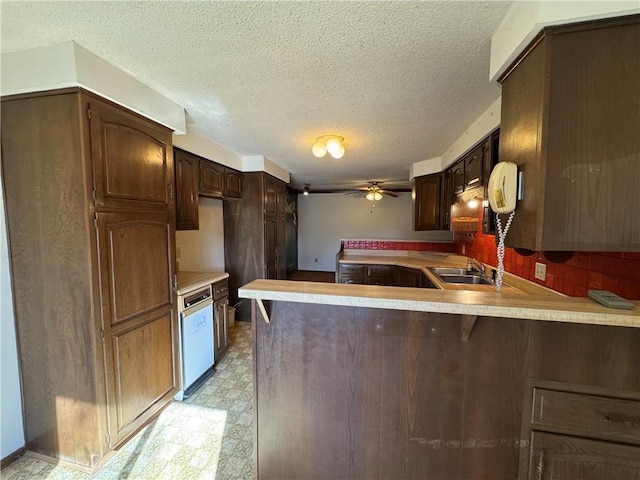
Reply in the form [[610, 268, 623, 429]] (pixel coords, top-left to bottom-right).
[[437, 274, 494, 285], [428, 267, 471, 275], [427, 267, 494, 286]]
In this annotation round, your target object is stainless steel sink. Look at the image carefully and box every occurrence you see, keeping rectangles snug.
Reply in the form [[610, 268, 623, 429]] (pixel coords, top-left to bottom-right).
[[437, 274, 493, 285], [428, 267, 471, 275], [427, 267, 494, 285]]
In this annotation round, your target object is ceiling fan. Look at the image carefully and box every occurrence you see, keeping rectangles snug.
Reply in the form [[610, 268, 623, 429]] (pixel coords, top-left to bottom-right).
[[346, 182, 399, 201]]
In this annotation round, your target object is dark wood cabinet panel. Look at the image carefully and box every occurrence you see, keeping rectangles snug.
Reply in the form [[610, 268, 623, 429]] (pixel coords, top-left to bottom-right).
[[337, 264, 365, 284], [464, 143, 485, 189], [499, 16, 640, 251], [174, 149, 199, 230], [365, 265, 394, 285], [1, 88, 178, 469], [224, 169, 243, 198], [527, 432, 640, 480], [111, 311, 177, 437], [224, 172, 286, 321], [413, 173, 442, 231], [199, 159, 225, 197], [394, 267, 421, 287], [89, 98, 173, 212], [451, 160, 465, 195]]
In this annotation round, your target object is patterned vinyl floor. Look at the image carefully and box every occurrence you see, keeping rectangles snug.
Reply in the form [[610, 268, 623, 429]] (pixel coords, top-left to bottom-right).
[[1, 321, 254, 480]]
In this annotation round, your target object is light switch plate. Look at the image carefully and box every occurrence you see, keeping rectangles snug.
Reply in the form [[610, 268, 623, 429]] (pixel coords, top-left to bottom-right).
[[534, 262, 546, 281]]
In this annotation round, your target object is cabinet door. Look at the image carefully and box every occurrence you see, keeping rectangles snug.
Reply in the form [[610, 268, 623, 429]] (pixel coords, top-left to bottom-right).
[[394, 267, 420, 287], [276, 216, 286, 280], [464, 143, 485, 189], [175, 149, 199, 230], [365, 265, 394, 285], [264, 216, 277, 279], [528, 432, 640, 479], [214, 300, 229, 357], [338, 264, 365, 284], [413, 173, 442, 231], [199, 160, 225, 197], [440, 170, 452, 231], [264, 176, 277, 216], [97, 211, 179, 445], [451, 160, 465, 195], [276, 182, 286, 216], [88, 97, 173, 212], [224, 170, 243, 199]]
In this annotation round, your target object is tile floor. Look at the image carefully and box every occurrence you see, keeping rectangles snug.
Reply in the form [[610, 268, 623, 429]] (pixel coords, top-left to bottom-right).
[[1, 322, 254, 480]]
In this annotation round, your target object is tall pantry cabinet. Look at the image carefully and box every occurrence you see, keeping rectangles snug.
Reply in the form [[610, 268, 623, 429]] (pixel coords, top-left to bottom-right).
[[1, 88, 179, 469], [224, 172, 286, 322]]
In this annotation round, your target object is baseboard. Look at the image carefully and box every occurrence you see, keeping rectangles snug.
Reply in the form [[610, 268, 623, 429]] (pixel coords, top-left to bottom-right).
[[1, 446, 26, 469]]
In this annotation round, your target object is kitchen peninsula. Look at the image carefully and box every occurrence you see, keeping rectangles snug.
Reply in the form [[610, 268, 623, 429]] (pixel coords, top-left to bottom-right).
[[239, 278, 640, 479]]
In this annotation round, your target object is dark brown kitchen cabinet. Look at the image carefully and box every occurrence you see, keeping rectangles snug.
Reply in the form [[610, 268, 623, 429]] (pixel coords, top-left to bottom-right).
[[224, 169, 243, 199], [199, 159, 225, 197], [394, 267, 421, 287], [224, 172, 287, 321], [519, 380, 640, 479], [337, 264, 365, 284], [364, 265, 394, 285], [213, 278, 229, 357], [1, 88, 178, 469], [413, 173, 444, 231], [174, 148, 200, 230], [498, 15, 640, 251], [450, 160, 465, 195], [464, 142, 485, 189]]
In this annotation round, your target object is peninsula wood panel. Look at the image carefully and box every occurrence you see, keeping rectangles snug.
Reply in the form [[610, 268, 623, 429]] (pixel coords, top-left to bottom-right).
[[252, 301, 640, 479]]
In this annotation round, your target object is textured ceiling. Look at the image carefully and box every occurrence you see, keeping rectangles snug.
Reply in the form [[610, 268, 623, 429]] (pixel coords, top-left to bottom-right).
[[1, 1, 511, 191]]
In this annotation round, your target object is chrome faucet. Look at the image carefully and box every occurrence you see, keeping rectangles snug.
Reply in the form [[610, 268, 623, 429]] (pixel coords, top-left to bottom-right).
[[467, 258, 486, 275]]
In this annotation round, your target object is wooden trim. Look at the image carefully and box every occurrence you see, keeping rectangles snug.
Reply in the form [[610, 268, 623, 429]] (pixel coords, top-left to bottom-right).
[[1, 446, 26, 469]]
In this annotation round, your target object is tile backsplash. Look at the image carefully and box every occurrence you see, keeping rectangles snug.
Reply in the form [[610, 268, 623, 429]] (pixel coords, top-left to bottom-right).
[[341, 239, 455, 252], [456, 209, 640, 300]]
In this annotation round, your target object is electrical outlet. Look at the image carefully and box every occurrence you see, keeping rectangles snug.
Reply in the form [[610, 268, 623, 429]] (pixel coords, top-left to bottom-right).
[[534, 262, 546, 281], [314, 258, 318, 263]]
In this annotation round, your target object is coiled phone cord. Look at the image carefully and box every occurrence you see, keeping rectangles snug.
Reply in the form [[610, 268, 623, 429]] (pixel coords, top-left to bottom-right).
[[495, 211, 515, 292]]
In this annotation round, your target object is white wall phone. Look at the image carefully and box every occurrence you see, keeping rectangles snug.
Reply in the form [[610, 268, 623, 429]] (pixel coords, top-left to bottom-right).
[[487, 161, 518, 292], [487, 161, 518, 214]]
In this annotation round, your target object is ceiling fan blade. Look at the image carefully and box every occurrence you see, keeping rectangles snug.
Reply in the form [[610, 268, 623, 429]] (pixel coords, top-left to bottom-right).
[[382, 191, 399, 198]]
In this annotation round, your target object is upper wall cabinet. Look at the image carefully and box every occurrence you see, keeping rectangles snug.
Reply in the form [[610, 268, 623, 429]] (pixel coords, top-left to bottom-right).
[[174, 148, 243, 230], [498, 15, 640, 251], [175, 148, 200, 230], [413, 173, 444, 231]]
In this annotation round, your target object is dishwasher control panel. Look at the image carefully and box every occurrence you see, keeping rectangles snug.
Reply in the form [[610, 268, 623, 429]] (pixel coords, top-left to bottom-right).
[[181, 286, 212, 312]]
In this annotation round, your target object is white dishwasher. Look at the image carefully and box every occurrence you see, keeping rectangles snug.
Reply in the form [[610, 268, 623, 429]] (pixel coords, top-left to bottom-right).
[[175, 285, 214, 400]]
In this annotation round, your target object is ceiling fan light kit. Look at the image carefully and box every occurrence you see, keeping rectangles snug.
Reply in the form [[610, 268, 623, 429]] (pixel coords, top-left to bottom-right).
[[312, 135, 345, 159]]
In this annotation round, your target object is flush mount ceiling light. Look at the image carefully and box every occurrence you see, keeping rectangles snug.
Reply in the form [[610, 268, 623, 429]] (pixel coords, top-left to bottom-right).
[[312, 135, 345, 159]]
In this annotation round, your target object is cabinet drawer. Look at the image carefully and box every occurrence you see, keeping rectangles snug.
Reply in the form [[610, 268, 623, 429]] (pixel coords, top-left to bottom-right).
[[213, 279, 229, 300], [532, 388, 640, 445]]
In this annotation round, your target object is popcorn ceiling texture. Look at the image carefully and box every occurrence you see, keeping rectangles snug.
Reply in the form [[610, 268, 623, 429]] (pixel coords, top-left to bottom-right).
[[0, 1, 510, 190]]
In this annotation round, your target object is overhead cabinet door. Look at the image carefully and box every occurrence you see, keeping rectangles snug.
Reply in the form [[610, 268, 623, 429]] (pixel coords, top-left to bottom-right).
[[89, 98, 174, 212]]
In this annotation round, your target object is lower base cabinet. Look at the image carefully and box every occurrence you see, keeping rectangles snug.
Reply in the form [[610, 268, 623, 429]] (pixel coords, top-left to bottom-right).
[[519, 380, 640, 479], [337, 263, 435, 288]]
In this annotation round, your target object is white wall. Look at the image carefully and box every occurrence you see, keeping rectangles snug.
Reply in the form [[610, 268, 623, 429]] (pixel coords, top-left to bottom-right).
[[298, 193, 453, 271], [0, 181, 26, 458], [175, 197, 225, 272]]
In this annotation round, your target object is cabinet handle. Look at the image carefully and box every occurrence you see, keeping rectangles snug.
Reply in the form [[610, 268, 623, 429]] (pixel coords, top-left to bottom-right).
[[536, 448, 545, 480], [467, 177, 480, 186]]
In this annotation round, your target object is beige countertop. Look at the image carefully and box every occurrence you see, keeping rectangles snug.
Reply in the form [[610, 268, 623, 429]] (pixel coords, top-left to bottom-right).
[[238, 279, 640, 329], [177, 270, 229, 295], [339, 251, 561, 296]]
